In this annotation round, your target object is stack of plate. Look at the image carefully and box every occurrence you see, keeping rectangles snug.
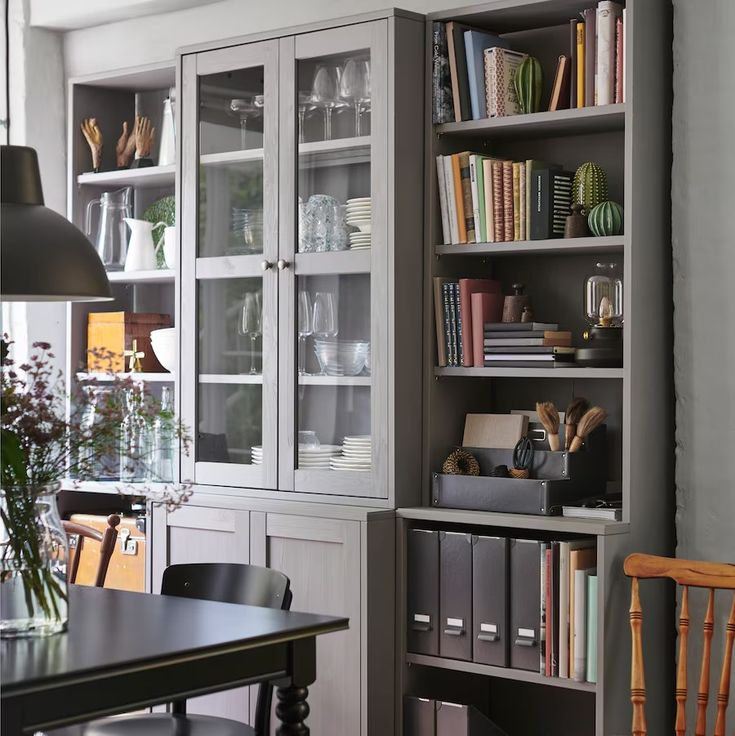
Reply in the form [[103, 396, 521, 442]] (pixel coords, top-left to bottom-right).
[[345, 198, 371, 249], [251, 446, 263, 465], [252, 445, 341, 468], [330, 435, 372, 472]]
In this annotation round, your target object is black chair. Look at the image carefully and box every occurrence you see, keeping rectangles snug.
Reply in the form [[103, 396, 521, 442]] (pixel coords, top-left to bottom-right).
[[53, 563, 292, 736]]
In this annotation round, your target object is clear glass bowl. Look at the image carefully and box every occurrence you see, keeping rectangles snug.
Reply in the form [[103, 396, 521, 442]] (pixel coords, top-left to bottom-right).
[[313, 339, 369, 376]]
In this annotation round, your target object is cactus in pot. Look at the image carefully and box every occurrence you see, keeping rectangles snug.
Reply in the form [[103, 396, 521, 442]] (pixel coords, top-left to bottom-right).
[[588, 200, 624, 236], [573, 162, 608, 211], [513, 56, 543, 114]]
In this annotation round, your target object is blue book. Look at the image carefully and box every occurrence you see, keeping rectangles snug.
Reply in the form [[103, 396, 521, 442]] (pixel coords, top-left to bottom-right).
[[464, 29, 510, 120]]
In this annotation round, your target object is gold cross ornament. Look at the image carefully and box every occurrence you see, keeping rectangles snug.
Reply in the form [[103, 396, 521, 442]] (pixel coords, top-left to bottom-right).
[[123, 339, 145, 372]]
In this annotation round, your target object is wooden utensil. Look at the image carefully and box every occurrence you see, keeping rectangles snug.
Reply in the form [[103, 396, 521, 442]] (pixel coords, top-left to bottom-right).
[[564, 397, 590, 450], [569, 406, 607, 452], [536, 401, 560, 451]]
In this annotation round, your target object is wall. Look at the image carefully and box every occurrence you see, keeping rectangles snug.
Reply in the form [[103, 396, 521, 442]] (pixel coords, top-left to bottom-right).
[[671, 0, 735, 723]]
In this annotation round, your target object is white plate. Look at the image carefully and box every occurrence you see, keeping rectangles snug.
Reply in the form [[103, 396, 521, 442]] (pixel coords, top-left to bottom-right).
[[331, 461, 372, 469], [344, 435, 371, 442], [346, 197, 372, 204], [345, 207, 371, 215]]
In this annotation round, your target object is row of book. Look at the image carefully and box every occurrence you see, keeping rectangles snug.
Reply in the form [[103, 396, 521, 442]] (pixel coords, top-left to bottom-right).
[[432, 2, 625, 124], [437, 154, 574, 245], [484, 323, 574, 369]]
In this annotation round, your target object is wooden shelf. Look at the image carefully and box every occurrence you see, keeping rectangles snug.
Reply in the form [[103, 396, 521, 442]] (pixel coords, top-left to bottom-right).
[[298, 375, 371, 386], [107, 269, 175, 284], [406, 653, 597, 693], [299, 136, 371, 166], [397, 507, 629, 536], [77, 165, 175, 188], [436, 104, 625, 139], [434, 366, 624, 379], [76, 372, 174, 382], [435, 236, 624, 257], [294, 249, 371, 275]]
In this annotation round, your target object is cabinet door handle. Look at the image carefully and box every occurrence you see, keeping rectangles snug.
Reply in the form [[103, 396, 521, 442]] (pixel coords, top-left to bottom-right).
[[276, 259, 290, 271], [261, 260, 273, 271]]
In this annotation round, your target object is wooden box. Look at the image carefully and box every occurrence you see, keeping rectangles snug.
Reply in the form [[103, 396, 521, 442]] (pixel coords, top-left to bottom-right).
[[87, 311, 171, 372]]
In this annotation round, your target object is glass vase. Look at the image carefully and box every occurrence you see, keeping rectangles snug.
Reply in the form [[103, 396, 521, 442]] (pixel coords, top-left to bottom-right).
[[0, 483, 69, 638]]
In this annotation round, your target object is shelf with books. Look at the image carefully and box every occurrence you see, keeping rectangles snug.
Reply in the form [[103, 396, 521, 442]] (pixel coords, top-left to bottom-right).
[[434, 366, 623, 379], [406, 653, 597, 693], [435, 235, 624, 257]]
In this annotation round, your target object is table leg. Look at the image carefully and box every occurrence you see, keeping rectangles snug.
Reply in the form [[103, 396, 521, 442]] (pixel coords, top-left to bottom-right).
[[275, 684, 310, 735]]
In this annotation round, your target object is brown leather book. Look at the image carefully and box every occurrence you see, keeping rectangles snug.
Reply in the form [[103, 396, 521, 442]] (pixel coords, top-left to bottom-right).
[[549, 55, 571, 111], [491, 160, 504, 242]]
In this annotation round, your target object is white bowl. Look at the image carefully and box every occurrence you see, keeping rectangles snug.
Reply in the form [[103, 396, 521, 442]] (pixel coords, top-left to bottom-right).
[[150, 328, 176, 373]]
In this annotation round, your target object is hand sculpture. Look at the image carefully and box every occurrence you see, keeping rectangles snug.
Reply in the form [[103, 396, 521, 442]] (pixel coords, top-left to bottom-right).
[[115, 121, 137, 169], [134, 115, 155, 159], [80, 118, 103, 173]]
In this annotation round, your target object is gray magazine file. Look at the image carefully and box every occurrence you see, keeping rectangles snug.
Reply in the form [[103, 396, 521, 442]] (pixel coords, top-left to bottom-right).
[[509, 538, 542, 672], [472, 535, 509, 667], [404, 696, 436, 735], [439, 531, 473, 661], [407, 529, 440, 655], [436, 701, 509, 735]]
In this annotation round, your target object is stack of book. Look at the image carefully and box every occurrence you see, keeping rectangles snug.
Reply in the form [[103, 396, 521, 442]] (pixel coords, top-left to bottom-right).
[[436, 153, 573, 245], [483, 322, 575, 368], [432, 2, 625, 124]]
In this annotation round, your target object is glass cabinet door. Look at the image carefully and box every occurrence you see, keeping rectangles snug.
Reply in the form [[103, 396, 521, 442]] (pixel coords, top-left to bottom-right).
[[181, 41, 278, 489], [278, 23, 388, 497]]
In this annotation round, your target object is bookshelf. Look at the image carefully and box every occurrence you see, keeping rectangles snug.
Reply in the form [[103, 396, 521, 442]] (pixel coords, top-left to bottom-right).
[[398, 1, 673, 734]]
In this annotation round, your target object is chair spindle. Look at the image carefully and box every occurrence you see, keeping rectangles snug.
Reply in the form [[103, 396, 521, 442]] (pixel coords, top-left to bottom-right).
[[714, 591, 735, 736], [675, 585, 689, 736], [630, 576, 647, 736], [695, 588, 715, 736]]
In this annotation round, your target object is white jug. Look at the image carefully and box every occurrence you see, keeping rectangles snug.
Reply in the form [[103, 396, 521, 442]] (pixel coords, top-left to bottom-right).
[[124, 218, 166, 272], [163, 226, 177, 269]]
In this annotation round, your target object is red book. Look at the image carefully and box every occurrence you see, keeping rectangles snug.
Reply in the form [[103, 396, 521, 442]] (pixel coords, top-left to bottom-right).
[[470, 291, 504, 367], [502, 161, 514, 242], [458, 279, 501, 366], [614, 16, 624, 104], [545, 547, 553, 676]]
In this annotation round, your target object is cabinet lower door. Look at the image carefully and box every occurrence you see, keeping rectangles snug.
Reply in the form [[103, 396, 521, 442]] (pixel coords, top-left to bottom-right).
[[251, 513, 361, 735], [151, 505, 251, 722]]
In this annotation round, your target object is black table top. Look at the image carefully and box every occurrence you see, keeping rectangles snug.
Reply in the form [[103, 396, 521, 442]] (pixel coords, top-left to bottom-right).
[[1, 585, 348, 691]]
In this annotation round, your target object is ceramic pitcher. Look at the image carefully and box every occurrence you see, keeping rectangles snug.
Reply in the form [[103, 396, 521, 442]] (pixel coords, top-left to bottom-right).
[[124, 218, 167, 272]]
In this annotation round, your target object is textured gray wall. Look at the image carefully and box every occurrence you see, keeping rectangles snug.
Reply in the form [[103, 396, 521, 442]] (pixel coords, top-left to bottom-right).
[[672, 0, 735, 723]]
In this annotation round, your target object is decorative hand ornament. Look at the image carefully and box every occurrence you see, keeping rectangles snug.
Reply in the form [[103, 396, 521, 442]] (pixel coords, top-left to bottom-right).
[[80, 118, 103, 173], [115, 121, 137, 169], [130, 115, 155, 168]]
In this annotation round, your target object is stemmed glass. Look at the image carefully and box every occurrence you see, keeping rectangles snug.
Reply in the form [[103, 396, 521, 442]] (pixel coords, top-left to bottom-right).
[[297, 290, 313, 375], [310, 65, 344, 141], [239, 291, 263, 374], [340, 58, 371, 137], [298, 93, 316, 144], [312, 291, 338, 374], [230, 94, 264, 149]]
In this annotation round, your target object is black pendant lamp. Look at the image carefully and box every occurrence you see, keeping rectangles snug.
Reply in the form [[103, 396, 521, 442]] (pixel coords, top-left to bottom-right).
[[1, 145, 113, 301]]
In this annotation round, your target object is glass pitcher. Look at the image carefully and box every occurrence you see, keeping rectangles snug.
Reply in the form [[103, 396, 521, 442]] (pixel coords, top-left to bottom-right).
[[85, 187, 133, 270]]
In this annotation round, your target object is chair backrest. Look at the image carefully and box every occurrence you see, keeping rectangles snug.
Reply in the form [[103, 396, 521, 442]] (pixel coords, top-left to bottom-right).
[[624, 553, 735, 736], [63, 513, 121, 587], [160, 563, 292, 735]]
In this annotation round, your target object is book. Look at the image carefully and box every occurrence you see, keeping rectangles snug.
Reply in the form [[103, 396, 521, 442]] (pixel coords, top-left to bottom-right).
[[548, 55, 571, 111], [482, 159, 495, 242], [444, 155, 460, 243], [545, 546, 552, 676], [483, 335, 573, 348], [512, 162, 522, 241], [473, 155, 488, 242], [502, 160, 514, 241], [484, 47, 526, 117], [484, 329, 565, 339], [481, 360, 577, 368], [441, 281, 454, 365], [433, 276, 452, 366], [569, 19, 578, 108], [491, 160, 505, 242], [483, 353, 575, 363], [576, 22, 585, 107], [587, 574, 598, 683], [483, 322, 559, 332], [552, 542, 560, 676], [446, 21, 472, 122], [469, 155, 483, 243], [519, 162, 527, 241], [614, 14, 624, 104], [458, 152, 475, 242], [464, 29, 509, 120], [450, 154, 466, 243], [471, 292, 505, 368], [462, 413, 528, 449], [436, 156, 451, 245], [574, 567, 596, 681], [569, 546, 596, 677], [459, 279, 501, 366], [525, 160, 558, 238], [483, 346, 576, 356], [540, 542, 548, 674], [562, 504, 623, 521], [450, 282, 462, 365], [581, 8, 596, 106], [432, 22, 455, 124], [596, 2, 623, 106], [530, 169, 574, 240]]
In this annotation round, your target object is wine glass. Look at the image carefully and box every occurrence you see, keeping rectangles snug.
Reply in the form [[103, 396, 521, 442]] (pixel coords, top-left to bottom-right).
[[340, 58, 371, 137], [230, 95, 264, 149], [297, 290, 313, 375], [312, 291, 338, 375], [310, 65, 344, 141], [298, 93, 316, 144], [240, 291, 263, 374]]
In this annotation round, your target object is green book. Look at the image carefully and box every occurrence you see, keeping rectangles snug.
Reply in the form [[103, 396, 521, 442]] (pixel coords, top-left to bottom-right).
[[586, 574, 598, 684]]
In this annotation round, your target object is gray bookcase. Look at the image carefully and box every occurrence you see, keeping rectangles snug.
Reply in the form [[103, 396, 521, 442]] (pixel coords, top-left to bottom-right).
[[397, 0, 674, 734]]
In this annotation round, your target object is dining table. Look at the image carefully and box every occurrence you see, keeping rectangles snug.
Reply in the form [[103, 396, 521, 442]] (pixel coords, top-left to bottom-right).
[[0, 584, 348, 735]]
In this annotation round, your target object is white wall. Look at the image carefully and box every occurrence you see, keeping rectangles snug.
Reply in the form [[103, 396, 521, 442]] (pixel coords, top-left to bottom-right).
[[671, 0, 735, 722]]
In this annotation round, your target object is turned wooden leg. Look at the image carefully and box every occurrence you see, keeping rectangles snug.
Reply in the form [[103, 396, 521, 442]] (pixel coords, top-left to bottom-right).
[[275, 684, 310, 736]]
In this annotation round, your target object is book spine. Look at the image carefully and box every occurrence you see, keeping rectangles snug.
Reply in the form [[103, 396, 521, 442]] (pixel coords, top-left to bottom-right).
[[445, 155, 459, 244], [451, 154, 467, 243], [432, 23, 442, 124], [484, 48, 496, 117], [622, 9, 627, 102], [469, 156, 482, 244], [596, 4, 618, 106], [586, 575, 598, 684], [530, 169, 549, 240], [615, 15, 624, 104], [442, 283, 453, 366], [545, 546, 552, 676], [559, 543, 570, 678], [464, 32, 482, 121], [446, 22, 463, 123], [476, 157, 487, 242], [576, 22, 585, 108], [540, 543, 548, 675], [583, 9, 596, 107], [459, 153, 475, 243], [552, 541, 560, 677], [483, 159, 495, 242], [502, 161, 514, 241], [570, 19, 578, 109], [436, 156, 450, 245], [492, 160, 504, 242], [454, 283, 464, 366], [573, 569, 588, 682], [512, 162, 522, 241], [434, 278, 447, 367]]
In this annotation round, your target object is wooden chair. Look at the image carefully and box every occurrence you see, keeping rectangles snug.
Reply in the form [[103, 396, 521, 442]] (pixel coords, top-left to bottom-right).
[[63, 514, 121, 587], [624, 553, 735, 736]]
